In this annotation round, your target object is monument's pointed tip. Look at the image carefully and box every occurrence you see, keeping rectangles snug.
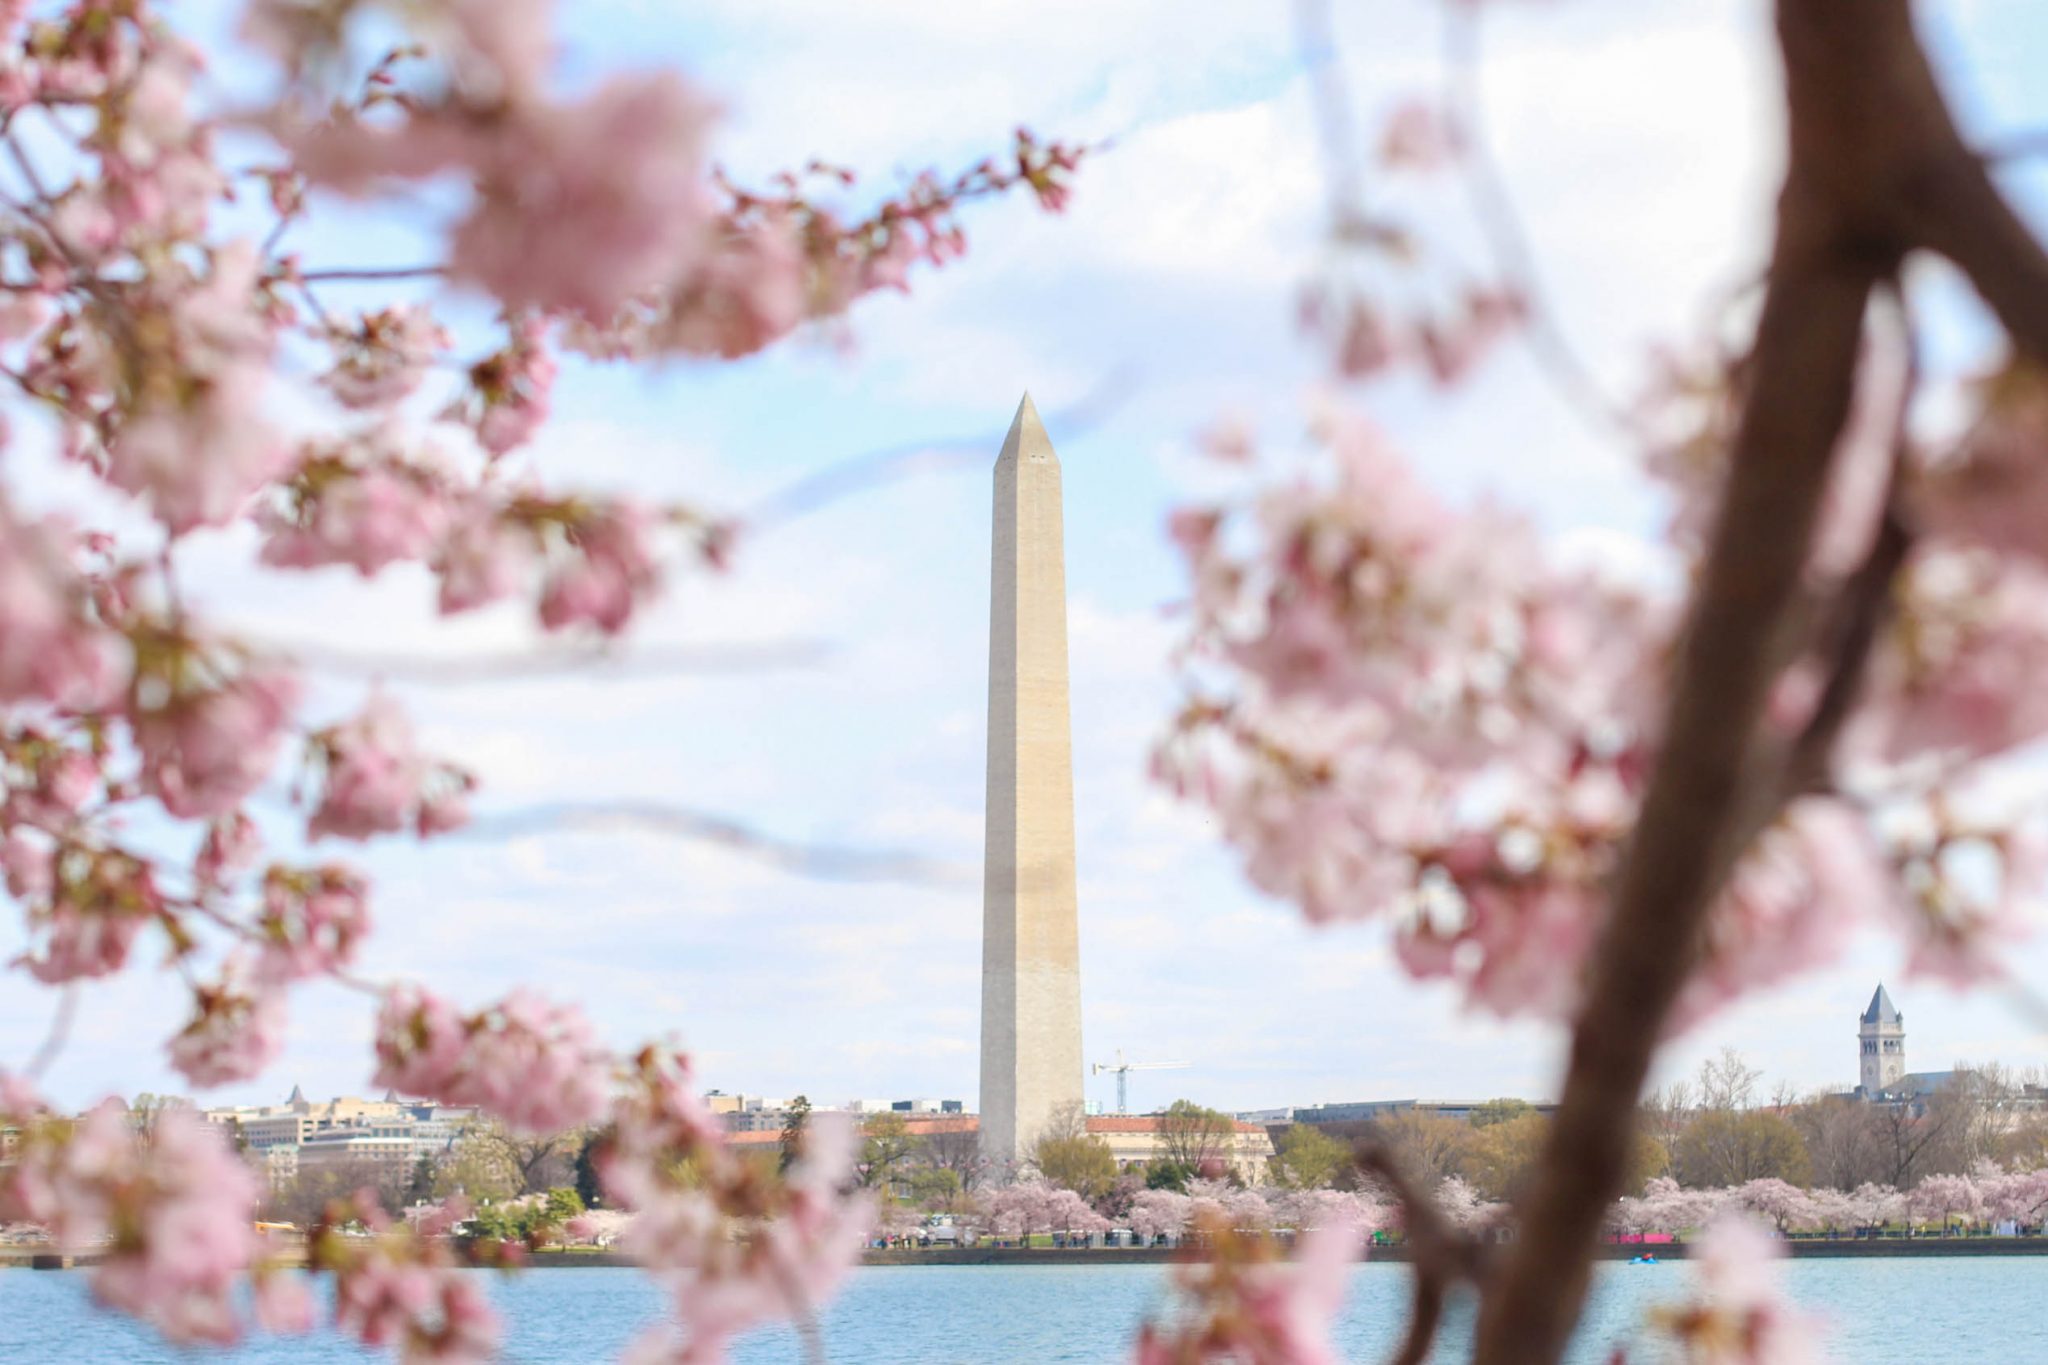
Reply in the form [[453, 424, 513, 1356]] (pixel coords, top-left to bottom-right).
[[1000, 390, 1056, 464]]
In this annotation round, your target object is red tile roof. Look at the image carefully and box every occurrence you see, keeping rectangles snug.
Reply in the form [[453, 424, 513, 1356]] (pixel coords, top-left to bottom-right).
[[720, 1113, 1264, 1144], [1086, 1116, 1266, 1136]]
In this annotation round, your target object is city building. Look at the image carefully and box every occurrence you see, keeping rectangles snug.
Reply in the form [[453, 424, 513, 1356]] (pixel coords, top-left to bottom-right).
[[201, 1087, 481, 1182], [712, 1095, 970, 1134], [722, 1112, 1275, 1185], [1286, 1099, 1557, 1129], [1084, 1116, 1275, 1184]]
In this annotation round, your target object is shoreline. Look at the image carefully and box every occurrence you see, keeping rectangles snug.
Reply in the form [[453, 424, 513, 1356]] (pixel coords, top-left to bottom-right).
[[10, 1238, 2048, 1271]]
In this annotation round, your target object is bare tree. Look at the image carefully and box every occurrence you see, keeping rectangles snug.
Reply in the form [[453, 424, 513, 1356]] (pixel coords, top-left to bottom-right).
[[1694, 1048, 1762, 1113], [1369, 1111, 1478, 1189], [1156, 1100, 1237, 1173], [1639, 1081, 1695, 1157], [1033, 1100, 1090, 1145], [922, 1124, 990, 1192], [1792, 1094, 1890, 1190], [464, 1120, 578, 1194], [263, 1158, 408, 1229]]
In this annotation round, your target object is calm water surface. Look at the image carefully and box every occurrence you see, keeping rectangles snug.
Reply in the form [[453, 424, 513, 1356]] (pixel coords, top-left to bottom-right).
[[3, 1259, 2044, 1362]]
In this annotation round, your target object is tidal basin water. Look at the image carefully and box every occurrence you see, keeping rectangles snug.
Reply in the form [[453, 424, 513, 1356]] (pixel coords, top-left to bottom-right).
[[5, 1258, 2047, 1362]]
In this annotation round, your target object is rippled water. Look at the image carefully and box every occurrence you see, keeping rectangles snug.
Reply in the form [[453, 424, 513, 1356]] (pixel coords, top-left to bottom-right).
[[3, 1258, 2046, 1362]]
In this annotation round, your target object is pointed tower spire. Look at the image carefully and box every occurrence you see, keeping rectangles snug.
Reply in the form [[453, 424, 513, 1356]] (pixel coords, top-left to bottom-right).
[[980, 391, 1083, 1167], [1857, 983, 1906, 1095], [1861, 983, 1901, 1027]]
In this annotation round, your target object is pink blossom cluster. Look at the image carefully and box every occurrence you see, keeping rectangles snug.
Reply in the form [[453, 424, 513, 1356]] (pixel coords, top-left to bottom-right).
[[320, 305, 451, 410], [372, 984, 609, 1135], [166, 957, 289, 1086], [563, 131, 1086, 362], [305, 693, 473, 841], [0, 0, 1080, 1357], [2, 1101, 260, 1345], [1158, 410, 1673, 1018], [314, 1192, 500, 1363], [254, 863, 372, 980], [129, 656, 303, 821], [260, 433, 460, 578], [1163, 377, 2048, 1022], [1115, 1186, 1384, 1243], [259, 422, 688, 634], [1133, 1214, 1361, 1365], [599, 1049, 874, 1364], [1643, 1216, 1824, 1364], [448, 319, 556, 458], [0, 502, 124, 708], [10, 841, 162, 983]]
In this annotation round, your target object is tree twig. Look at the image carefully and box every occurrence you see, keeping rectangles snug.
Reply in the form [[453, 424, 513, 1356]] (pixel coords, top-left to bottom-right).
[[1440, 2, 1639, 440], [1353, 1139, 1485, 1365], [22, 984, 78, 1081]]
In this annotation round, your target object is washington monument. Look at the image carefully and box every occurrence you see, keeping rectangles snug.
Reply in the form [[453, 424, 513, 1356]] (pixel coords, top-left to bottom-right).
[[979, 393, 1084, 1166]]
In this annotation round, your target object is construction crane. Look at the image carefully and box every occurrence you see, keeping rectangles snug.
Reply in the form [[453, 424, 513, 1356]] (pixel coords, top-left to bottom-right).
[[1092, 1050, 1191, 1115]]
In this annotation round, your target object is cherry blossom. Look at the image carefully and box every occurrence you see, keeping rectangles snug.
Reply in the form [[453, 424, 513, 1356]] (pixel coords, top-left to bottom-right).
[[452, 319, 556, 458], [6, 1103, 259, 1345], [319, 305, 450, 410], [254, 864, 371, 980], [536, 499, 664, 635], [13, 843, 162, 983], [260, 436, 457, 578], [166, 963, 288, 1087], [0, 504, 124, 708], [290, 73, 717, 320], [1646, 1216, 1823, 1365], [373, 985, 609, 1134], [194, 811, 262, 889], [316, 1193, 501, 1363], [94, 242, 287, 533], [304, 692, 473, 842], [130, 660, 302, 821], [603, 1051, 874, 1364], [1134, 1215, 1360, 1365]]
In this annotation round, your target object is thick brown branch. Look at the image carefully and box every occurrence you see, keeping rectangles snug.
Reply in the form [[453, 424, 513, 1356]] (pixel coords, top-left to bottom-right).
[[1903, 151, 2048, 363], [1468, 4, 1920, 1359]]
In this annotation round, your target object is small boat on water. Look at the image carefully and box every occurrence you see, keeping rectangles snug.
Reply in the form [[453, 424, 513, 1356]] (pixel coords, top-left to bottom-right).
[[1628, 1253, 1660, 1265]]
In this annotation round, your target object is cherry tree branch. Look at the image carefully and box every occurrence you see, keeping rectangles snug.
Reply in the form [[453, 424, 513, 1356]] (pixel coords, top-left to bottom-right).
[[1470, 3, 1943, 1357], [1900, 153, 2048, 364], [296, 265, 449, 283]]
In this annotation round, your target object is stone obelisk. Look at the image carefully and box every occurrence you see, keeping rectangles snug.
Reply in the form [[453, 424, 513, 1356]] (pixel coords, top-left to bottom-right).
[[979, 393, 1084, 1168]]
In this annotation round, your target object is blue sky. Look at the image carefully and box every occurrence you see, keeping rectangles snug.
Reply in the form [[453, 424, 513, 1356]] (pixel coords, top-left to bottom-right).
[[12, 0, 2048, 1115]]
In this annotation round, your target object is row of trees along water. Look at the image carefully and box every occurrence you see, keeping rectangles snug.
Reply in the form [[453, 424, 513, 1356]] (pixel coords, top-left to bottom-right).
[[250, 1045, 2048, 1253]]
